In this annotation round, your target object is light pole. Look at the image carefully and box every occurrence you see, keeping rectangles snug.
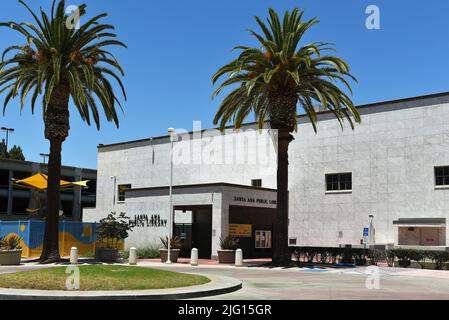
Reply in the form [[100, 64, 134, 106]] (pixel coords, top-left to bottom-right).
[[40, 153, 50, 164], [166, 127, 176, 264], [368, 214, 375, 247], [1, 127, 14, 153], [110, 176, 116, 208]]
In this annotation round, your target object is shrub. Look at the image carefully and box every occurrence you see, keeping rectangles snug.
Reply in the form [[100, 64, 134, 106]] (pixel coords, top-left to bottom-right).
[[328, 247, 341, 264], [219, 236, 239, 250], [120, 250, 129, 259], [368, 248, 386, 266], [160, 236, 183, 250], [0, 234, 22, 251], [385, 250, 395, 267], [291, 247, 301, 264], [391, 249, 413, 267], [352, 248, 369, 266], [428, 251, 449, 270], [288, 246, 344, 264], [407, 250, 427, 269], [97, 212, 133, 249], [303, 247, 317, 263], [138, 246, 161, 258]]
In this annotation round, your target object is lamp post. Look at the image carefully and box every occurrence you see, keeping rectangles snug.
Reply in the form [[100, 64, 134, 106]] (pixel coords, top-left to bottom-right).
[[166, 127, 176, 264], [368, 214, 375, 247], [40, 153, 50, 164], [1, 127, 14, 153], [110, 176, 116, 208]]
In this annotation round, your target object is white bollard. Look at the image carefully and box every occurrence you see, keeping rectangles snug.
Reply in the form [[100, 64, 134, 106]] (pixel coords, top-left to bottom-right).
[[191, 248, 198, 266], [70, 247, 78, 265], [235, 249, 243, 267], [129, 247, 137, 265]]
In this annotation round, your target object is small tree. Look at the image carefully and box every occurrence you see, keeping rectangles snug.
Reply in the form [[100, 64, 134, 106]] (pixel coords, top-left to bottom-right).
[[0, 140, 8, 159], [97, 212, 133, 248], [8, 145, 25, 161]]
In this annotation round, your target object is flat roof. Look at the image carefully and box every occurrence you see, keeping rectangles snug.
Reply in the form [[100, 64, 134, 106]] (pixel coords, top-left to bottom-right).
[[98, 91, 449, 150], [126, 182, 277, 193], [0, 158, 97, 173]]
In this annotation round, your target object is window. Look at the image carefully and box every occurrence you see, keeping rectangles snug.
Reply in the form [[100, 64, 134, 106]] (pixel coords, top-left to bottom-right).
[[325, 173, 352, 192], [289, 238, 297, 245], [435, 166, 449, 186], [255, 230, 272, 249], [118, 184, 131, 202], [251, 179, 262, 187]]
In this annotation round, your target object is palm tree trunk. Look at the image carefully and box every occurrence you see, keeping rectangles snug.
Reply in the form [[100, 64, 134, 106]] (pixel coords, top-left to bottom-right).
[[40, 138, 63, 263], [272, 127, 293, 266], [39, 83, 70, 264], [269, 91, 297, 266]]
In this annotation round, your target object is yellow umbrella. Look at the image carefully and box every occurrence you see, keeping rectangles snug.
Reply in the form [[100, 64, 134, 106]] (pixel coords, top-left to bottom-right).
[[12, 173, 90, 214], [13, 173, 89, 191]]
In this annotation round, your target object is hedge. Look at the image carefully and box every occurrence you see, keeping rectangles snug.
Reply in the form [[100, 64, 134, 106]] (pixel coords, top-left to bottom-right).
[[289, 246, 449, 270]]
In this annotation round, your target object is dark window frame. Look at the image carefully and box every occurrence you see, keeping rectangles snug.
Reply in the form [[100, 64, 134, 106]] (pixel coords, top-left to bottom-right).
[[435, 166, 449, 186], [117, 184, 131, 202], [325, 172, 352, 192], [251, 179, 262, 188]]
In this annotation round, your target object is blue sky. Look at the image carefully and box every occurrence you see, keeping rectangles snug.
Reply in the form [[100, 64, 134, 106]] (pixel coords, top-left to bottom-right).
[[1, 0, 449, 169]]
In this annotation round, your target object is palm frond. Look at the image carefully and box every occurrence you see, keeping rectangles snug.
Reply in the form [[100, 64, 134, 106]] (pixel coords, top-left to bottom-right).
[[212, 7, 360, 132]]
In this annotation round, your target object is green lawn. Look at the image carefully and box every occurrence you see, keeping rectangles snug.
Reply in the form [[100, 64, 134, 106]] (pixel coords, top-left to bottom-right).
[[0, 265, 210, 291]]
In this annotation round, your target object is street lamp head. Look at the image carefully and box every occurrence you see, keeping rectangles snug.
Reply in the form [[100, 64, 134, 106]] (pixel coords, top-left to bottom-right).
[[369, 214, 374, 219]]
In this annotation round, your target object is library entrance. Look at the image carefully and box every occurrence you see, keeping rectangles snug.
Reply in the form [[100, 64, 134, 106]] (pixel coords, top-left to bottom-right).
[[174, 205, 212, 259]]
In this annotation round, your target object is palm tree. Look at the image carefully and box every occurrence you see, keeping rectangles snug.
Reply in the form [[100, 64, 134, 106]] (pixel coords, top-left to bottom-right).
[[212, 8, 360, 266], [0, 0, 126, 263]]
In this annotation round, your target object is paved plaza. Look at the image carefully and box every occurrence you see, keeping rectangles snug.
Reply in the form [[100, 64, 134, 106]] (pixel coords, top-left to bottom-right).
[[2, 260, 449, 300], [137, 261, 449, 300]]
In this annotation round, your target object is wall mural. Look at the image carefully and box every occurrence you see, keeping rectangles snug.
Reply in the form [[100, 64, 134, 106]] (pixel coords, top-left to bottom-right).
[[130, 214, 167, 227]]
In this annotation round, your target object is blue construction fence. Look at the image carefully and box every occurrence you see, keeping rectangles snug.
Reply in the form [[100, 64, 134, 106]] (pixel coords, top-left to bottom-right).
[[0, 220, 100, 257]]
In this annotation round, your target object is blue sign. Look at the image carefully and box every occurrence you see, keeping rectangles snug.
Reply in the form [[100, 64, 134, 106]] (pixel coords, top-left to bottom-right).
[[363, 227, 369, 237]]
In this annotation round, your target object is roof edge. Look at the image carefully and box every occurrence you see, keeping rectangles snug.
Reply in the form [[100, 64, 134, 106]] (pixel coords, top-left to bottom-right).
[[126, 182, 277, 193], [98, 91, 449, 150]]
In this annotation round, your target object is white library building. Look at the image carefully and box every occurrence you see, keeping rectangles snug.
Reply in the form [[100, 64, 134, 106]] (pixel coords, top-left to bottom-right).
[[84, 92, 449, 259]]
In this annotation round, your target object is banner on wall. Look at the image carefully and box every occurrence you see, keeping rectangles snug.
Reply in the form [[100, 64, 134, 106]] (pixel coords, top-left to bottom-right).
[[229, 224, 252, 237]]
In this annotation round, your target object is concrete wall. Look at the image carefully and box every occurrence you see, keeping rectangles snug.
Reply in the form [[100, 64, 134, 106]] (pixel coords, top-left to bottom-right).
[[95, 128, 278, 217], [89, 183, 276, 257], [94, 93, 449, 248], [288, 95, 449, 247]]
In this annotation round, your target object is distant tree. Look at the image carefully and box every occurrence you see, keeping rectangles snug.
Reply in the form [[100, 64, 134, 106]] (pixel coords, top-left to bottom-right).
[[8, 145, 25, 161]]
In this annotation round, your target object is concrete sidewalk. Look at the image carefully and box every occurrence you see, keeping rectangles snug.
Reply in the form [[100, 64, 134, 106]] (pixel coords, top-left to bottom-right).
[[3, 260, 449, 299]]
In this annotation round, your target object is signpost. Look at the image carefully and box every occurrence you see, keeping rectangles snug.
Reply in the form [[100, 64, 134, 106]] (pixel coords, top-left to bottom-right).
[[363, 227, 369, 237], [363, 227, 369, 248]]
